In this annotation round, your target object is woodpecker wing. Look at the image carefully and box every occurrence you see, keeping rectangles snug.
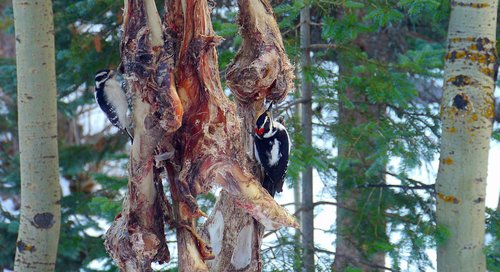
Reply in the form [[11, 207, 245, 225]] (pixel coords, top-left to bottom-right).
[[266, 128, 289, 195], [95, 73, 134, 142], [253, 126, 289, 196], [95, 88, 122, 129]]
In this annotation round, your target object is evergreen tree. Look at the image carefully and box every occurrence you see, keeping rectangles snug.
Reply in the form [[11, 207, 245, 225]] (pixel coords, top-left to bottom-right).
[[1, 1, 128, 270], [0, 0, 498, 271]]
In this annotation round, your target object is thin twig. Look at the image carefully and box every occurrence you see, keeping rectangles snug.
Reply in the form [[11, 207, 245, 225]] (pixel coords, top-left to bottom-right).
[[309, 43, 337, 50], [359, 183, 435, 190]]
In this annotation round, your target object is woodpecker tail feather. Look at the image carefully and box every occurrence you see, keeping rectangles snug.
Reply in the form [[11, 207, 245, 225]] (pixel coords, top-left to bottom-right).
[[262, 174, 277, 197]]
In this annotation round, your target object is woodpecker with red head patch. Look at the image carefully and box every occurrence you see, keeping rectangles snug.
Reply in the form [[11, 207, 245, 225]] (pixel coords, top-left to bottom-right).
[[253, 103, 290, 197]]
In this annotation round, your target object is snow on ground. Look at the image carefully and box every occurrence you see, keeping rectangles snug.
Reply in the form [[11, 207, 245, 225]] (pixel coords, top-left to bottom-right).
[[0, 197, 18, 216]]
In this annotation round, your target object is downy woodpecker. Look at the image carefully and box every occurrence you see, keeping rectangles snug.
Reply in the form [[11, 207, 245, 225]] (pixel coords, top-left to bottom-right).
[[94, 69, 133, 142], [253, 103, 290, 197]]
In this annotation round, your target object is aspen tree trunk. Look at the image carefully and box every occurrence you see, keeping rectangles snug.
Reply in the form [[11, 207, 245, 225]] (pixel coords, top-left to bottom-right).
[[300, 5, 315, 272], [436, 0, 498, 271], [13, 1, 61, 271]]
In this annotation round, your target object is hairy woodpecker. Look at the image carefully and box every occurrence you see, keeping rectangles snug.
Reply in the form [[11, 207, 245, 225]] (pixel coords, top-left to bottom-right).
[[253, 103, 290, 197], [94, 69, 133, 142]]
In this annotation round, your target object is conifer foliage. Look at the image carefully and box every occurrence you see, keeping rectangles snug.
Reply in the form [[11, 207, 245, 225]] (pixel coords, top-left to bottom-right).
[[0, 0, 498, 271]]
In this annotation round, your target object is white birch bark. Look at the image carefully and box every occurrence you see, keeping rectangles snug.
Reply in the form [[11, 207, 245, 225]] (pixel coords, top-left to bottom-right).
[[13, 0, 61, 271], [436, 1, 498, 271]]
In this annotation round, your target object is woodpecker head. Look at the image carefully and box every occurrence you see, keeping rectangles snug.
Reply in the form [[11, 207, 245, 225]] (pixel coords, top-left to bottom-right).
[[94, 69, 114, 89], [255, 103, 274, 137]]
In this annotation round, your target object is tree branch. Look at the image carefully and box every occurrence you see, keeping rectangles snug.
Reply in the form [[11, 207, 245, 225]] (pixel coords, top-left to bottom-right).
[[359, 183, 435, 190], [384, 171, 435, 190], [309, 43, 337, 50]]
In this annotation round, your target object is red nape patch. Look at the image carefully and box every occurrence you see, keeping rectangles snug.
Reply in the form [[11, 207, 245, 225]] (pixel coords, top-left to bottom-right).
[[255, 128, 264, 135]]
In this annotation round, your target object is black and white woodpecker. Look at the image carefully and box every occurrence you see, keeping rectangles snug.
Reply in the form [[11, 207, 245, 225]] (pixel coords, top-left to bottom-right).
[[253, 103, 290, 197], [94, 69, 133, 142]]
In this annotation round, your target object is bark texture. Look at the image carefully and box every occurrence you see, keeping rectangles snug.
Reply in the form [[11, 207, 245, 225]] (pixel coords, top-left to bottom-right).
[[333, 12, 396, 272], [104, 1, 175, 270], [226, 0, 294, 102], [299, 5, 315, 272], [13, 0, 61, 271], [104, 0, 297, 271], [200, 0, 295, 270], [436, 1, 498, 271], [334, 88, 387, 272]]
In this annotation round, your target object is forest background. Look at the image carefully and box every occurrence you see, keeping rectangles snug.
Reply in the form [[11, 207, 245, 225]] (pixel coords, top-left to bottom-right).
[[0, 0, 499, 271]]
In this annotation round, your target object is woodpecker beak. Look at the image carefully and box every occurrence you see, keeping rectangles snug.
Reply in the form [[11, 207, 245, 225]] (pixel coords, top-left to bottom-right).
[[255, 127, 265, 136], [267, 112, 273, 122], [267, 102, 273, 112]]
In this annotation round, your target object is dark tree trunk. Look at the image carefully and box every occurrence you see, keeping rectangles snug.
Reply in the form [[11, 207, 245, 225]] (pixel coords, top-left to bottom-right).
[[333, 20, 400, 272], [300, 5, 315, 272]]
